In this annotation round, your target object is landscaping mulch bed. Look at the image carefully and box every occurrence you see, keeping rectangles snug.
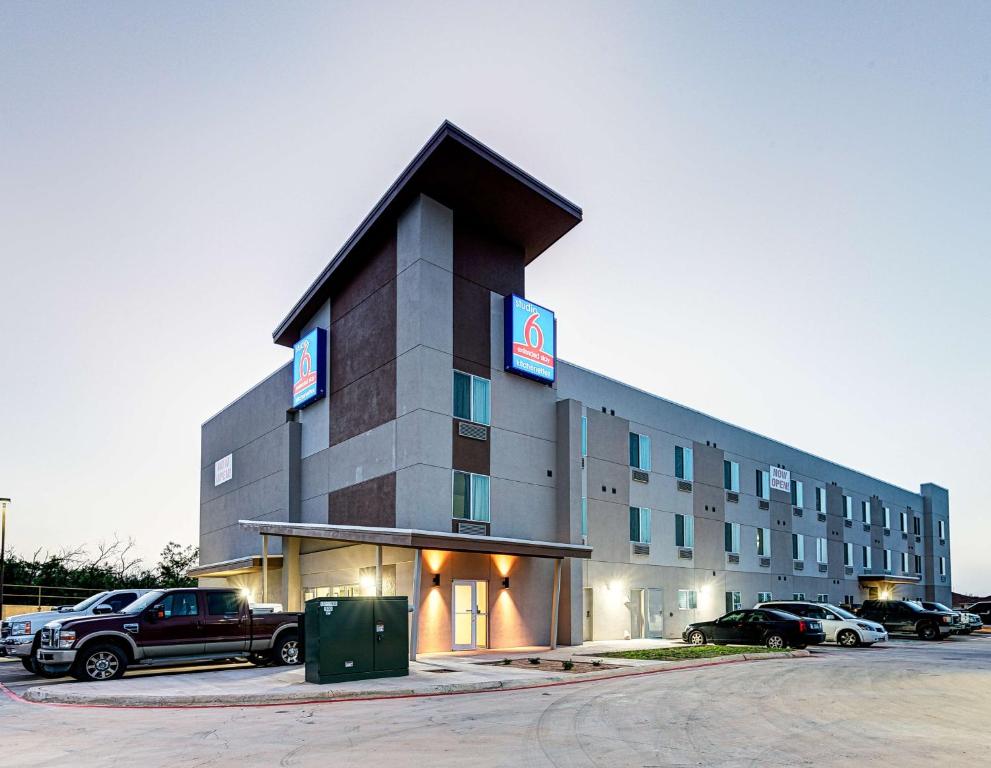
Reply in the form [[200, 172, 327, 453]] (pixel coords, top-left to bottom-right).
[[589, 645, 778, 662], [480, 657, 618, 674]]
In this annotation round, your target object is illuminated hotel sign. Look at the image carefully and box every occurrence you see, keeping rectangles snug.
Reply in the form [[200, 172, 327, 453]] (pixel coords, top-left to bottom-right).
[[504, 294, 556, 384], [292, 327, 327, 409]]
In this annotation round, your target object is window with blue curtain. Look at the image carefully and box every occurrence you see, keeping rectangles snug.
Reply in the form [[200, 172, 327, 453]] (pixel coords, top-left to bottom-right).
[[723, 460, 739, 491], [675, 446, 693, 481], [452, 470, 470, 519], [453, 370, 490, 425], [471, 474, 490, 521], [629, 433, 651, 470], [628, 507, 650, 543], [676, 514, 694, 548], [580, 497, 587, 537], [581, 416, 587, 458], [453, 371, 471, 421]]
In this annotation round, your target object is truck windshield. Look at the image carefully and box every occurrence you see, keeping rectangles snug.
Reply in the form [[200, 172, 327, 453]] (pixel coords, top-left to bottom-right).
[[123, 591, 166, 614], [71, 592, 109, 611], [925, 602, 952, 612]]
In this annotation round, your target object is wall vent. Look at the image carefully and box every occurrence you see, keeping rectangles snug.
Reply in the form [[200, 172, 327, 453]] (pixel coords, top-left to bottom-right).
[[939, 538, 946, 547], [457, 422, 488, 441], [632, 542, 650, 556], [759, 557, 771, 568], [678, 548, 694, 560], [727, 553, 740, 564], [677, 480, 693, 493], [455, 520, 489, 537], [862, 523, 871, 532], [845, 566, 854, 576], [844, 519, 853, 528], [818, 563, 829, 573], [817, 512, 827, 523], [793, 561, 805, 571], [915, 536, 922, 544], [793, 508, 803, 518], [759, 500, 770, 511], [726, 491, 739, 504], [883, 528, 891, 537], [632, 470, 649, 484]]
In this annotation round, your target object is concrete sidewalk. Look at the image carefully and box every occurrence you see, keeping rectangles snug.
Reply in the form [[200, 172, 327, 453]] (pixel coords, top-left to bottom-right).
[[18, 641, 809, 707]]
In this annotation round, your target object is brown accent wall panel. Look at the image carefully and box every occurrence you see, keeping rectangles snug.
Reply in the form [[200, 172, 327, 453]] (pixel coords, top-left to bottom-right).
[[452, 421, 490, 476], [329, 360, 397, 446], [328, 473, 396, 527], [453, 215, 525, 297], [452, 275, 490, 376], [330, 280, 397, 393], [331, 229, 397, 322]]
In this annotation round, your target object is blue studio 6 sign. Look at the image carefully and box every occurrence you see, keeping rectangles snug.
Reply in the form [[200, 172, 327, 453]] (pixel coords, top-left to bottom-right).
[[504, 294, 556, 383], [292, 327, 327, 409]]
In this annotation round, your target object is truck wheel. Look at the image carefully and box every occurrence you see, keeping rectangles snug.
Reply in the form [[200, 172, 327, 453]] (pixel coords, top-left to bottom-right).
[[21, 657, 37, 673], [72, 644, 128, 681], [918, 623, 939, 641], [837, 629, 860, 648], [272, 633, 301, 666]]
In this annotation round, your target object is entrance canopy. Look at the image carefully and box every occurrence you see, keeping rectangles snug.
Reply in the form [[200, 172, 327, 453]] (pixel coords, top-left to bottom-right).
[[238, 520, 592, 560], [188, 554, 284, 579], [858, 574, 921, 585]]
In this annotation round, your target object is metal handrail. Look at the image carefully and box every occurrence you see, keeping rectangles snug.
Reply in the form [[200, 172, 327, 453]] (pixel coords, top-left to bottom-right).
[[1, 583, 106, 611]]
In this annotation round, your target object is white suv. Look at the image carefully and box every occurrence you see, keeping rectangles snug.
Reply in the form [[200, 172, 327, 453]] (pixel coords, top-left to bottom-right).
[[756, 600, 888, 647]]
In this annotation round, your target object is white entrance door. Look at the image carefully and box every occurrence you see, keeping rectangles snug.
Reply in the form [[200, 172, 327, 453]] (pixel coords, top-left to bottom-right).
[[452, 580, 488, 650], [646, 588, 664, 638]]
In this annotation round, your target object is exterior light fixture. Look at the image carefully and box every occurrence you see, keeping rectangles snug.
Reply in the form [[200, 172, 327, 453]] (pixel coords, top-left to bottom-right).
[[431, 574, 441, 587], [501, 577, 510, 589]]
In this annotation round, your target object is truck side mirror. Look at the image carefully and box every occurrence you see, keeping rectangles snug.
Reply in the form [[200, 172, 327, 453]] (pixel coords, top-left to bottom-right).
[[93, 604, 113, 615], [146, 605, 166, 622]]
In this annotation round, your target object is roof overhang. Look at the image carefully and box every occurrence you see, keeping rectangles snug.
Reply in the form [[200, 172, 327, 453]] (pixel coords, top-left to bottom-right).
[[273, 121, 582, 347], [188, 555, 284, 579], [239, 520, 592, 560], [857, 574, 922, 585]]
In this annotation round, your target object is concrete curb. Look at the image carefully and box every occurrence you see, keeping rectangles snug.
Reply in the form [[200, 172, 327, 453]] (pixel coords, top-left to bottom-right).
[[19, 650, 809, 708]]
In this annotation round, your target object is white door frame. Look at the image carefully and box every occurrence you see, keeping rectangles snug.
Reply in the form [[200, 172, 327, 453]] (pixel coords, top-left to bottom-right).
[[452, 579, 488, 650]]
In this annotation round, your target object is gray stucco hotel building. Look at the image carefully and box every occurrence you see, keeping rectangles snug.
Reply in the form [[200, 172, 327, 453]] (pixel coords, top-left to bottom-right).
[[194, 122, 952, 653]]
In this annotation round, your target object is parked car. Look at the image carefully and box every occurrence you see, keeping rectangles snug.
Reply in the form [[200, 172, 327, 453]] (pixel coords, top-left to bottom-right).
[[952, 610, 983, 634], [1, 589, 152, 673], [856, 599, 954, 640], [756, 600, 888, 647], [963, 601, 991, 625], [35, 587, 301, 681], [683, 608, 826, 649], [917, 601, 967, 634]]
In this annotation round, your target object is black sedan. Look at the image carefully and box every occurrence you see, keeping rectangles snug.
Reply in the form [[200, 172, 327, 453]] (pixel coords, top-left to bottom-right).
[[682, 608, 826, 649]]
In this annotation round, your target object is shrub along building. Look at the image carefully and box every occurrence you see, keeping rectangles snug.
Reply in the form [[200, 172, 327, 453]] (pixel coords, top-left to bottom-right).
[[195, 122, 952, 653]]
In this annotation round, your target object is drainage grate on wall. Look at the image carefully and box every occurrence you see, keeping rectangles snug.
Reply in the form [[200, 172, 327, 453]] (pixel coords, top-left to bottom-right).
[[457, 421, 488, 441]]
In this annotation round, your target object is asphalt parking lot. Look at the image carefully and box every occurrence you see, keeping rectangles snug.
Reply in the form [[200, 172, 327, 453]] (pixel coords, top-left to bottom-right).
[[2, 635, 988, 767]]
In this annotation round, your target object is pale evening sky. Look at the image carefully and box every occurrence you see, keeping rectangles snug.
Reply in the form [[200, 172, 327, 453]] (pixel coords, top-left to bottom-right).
[[1, 2, 989, 592]]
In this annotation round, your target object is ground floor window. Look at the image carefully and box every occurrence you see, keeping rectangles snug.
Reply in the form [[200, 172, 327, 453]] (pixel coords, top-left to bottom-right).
[[303, 584, 360, 602], [757, 592, 772, 603], [816, 593, 828, 603], [678, 589, 697, 610], [725, 591, 742, 612], [792, 592, 806, 601]]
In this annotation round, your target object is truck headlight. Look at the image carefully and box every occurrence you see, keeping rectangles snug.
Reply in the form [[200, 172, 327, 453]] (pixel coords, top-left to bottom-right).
[[12, 621, 31, 636], [941, 616, 951, 624], [58, 630, 77, 648]]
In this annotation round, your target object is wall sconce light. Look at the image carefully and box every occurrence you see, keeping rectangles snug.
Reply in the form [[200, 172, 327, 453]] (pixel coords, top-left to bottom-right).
[[431, 574, 441, 587], [501, 577, 510, 589]]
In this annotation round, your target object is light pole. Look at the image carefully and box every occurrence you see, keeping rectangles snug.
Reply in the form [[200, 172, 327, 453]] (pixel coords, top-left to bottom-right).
[[0, 498, 8, 621]]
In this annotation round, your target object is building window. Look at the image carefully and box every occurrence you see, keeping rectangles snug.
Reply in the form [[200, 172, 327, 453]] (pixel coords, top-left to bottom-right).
[[815, 486, 826, 513], [816, 537, 828, 565], [581, 415, 587, 458], [901, 552, 910, 573], [678, 589, 697, 610], [938, 520, 946, 539], [939, 557, 946, 577], [912, 517, 921, 536], [842, 495, 853, 520], [629, 507, 651, 544], [791, 480, 804, 508], [629, 432, 652, 471], [844, 542, 854, 567], [883, 507, 891, 529], [580, 497, 587, 537], [674, 445, 693, 481], [792, 593, 806, 601], [862, 545, 872, 570], [452, 471, 490, 521], [725, 591, 742, 612], [756, 469, 770, 500], [883, 549, 892, 573], [792, 533, 805, 561], [724, 522, 741, 554], [861, 500, 871, 524], [816, 593, 829, 603], [724, 460, 740, 492], [756, 527, 771, 557], [453, 371, 490, 425], [675, 514, 694, 549], [757, 591, 772, 603], [899, 511, 908, 532], [914, 554, 922, 574]]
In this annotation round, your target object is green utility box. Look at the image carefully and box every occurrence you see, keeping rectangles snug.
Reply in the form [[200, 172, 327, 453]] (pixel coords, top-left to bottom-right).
[[304, 596, 409, 685]]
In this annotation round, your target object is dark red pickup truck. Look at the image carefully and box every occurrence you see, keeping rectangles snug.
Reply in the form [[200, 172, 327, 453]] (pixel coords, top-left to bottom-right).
[[36, 587, 301, 681]]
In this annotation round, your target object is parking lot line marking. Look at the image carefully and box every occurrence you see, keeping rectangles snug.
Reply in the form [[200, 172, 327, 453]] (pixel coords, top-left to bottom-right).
[[0, 653, 814, 712]]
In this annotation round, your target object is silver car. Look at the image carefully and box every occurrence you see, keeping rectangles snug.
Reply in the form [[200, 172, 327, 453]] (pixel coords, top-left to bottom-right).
[[1, 590, 151, 673]]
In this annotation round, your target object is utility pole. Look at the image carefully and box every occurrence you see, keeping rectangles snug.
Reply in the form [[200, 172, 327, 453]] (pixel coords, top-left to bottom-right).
[[0, 498, 9, 621]]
